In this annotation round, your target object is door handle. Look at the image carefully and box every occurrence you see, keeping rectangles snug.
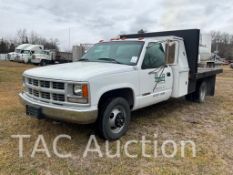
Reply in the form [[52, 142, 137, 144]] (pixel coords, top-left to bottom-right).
[[167, 72, 171, 77]]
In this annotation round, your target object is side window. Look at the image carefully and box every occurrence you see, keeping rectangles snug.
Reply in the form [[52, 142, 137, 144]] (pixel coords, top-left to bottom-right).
[[142, 43, 165, 69]]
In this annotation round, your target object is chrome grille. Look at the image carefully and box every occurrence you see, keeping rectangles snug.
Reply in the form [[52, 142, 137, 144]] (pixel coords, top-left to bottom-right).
[[41, 92, 50, 99], [52, 82, 65, 90], [25, 77, 66, 104], [32, 89, 39, 97], [40, 80, 50, 88], [33, 79, 39, 86], [53, 94, 65, 102], [28, 88, 32, 95], [28, 78, 32, 85]]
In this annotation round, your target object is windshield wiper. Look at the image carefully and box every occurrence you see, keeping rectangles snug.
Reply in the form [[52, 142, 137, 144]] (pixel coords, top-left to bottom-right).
[[79, 58, 89, 61], [97, 57, 121, 64]]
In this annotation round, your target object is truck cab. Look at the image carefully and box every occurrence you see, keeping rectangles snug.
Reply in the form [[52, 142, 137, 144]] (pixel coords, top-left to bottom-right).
[[31, 50, 52, 66], [17, 45, 44, 63], [8, 44, 32, 61], [19, 29, 222, 140]]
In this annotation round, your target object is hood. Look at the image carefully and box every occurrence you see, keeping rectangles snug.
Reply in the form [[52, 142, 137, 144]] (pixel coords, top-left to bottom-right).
[[23, 62, 134, 81]]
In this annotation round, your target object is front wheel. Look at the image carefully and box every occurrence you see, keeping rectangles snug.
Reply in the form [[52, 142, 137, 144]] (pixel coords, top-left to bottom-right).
[[97, 97, 131, 140], [40, 60, 47, 66]]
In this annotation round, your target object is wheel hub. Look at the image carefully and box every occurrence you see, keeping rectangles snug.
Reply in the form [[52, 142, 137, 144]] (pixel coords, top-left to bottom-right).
[[115, 113, 125, 127], [108, 107, 126, 133]]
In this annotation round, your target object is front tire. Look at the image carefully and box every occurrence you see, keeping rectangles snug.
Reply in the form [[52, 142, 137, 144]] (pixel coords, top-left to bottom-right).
[[98, 97, 131, 140], [40, 60, 47, 66]]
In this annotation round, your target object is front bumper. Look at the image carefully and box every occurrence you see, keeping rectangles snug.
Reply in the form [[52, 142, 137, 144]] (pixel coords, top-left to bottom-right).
[[31, 58, 41, 64], [19, 93, 98, 124]]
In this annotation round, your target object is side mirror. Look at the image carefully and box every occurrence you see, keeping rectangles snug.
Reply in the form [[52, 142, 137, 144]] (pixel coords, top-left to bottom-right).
[[165, 41, 176, 65]]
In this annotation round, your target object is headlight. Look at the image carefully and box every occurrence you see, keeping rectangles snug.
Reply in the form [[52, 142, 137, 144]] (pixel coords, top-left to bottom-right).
[[67, 83, 89, 104], [73, 84, 89, 97], [73, 84, 83, 96]]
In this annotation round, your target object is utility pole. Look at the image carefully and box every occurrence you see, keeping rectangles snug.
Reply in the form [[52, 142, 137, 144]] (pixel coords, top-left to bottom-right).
[[68, 27, 71, 52]]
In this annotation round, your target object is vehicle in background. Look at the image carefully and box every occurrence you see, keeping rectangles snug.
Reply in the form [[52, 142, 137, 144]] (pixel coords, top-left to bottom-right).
[[198, 34, 214, 67], [198, 34, 229, 67], [0, 54, 8, 60], [16, 45, 44, 63], [199, 46, 211, 62], [31, 50, 55, 66], [54, 51, 72, 63], [19, 29, 223, 140], [8, 44, 32, 61]]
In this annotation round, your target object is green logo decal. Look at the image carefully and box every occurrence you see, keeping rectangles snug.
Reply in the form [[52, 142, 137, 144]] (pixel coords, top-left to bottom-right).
[[155, 74, 165, 83]]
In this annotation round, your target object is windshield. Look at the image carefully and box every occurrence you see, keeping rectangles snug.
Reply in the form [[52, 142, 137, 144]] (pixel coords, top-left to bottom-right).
[[15, 49, 21, 53], [34, 50, 43, 54], [21, 50, 30, 54], [81, 41, 144, 65]]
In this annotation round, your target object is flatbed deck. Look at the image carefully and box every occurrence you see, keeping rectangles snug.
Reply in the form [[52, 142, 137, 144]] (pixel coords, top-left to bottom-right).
[[196, 67, 223, 79]]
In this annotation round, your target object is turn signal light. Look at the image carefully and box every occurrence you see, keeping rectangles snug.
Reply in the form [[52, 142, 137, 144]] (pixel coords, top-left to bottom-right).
[[82, 84, 88, 98]]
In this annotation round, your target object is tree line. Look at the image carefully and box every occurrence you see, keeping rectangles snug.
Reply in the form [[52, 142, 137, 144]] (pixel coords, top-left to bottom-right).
[[211, 31, 233, 60], [0, 29, 59, 54]]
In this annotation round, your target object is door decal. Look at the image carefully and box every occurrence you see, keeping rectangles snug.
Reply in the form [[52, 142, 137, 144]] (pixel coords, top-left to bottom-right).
[[155, 74, 165, 83]]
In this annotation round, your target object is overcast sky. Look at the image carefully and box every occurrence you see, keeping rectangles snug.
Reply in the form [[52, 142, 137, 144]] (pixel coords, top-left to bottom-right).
[[0, 0, 233, 51]]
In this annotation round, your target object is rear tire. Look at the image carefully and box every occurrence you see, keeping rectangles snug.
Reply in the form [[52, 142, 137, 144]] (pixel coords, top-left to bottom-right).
[[97, 97, 131, 140], [197, 81, 207, 103], [185, 81, 207, 103]]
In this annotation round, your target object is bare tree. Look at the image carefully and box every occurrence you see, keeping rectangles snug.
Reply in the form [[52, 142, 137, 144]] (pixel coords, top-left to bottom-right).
[[16, 29, 28, 44], [1, 29, 60, 53], [29, 31, 40, 44], [137, 29, 147, 34], [210, 30, 233, 60], [0, 38, 9, 53]]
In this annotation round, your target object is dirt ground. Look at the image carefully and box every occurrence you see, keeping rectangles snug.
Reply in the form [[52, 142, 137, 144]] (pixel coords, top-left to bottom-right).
[[0, 61, 232, 175]]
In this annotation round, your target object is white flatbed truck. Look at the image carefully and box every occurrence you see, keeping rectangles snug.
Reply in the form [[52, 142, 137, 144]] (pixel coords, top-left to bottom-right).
[[19, 29, 223, 140]]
